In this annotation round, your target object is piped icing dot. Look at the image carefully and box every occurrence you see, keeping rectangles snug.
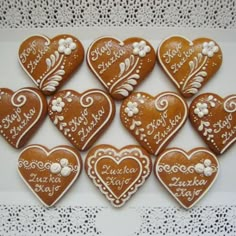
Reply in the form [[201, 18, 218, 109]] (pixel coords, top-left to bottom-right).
[[61, 166, 72, 177], [194, 163, 204, 173], [60, 158, 69, 167], [50, 163, 62, 174]]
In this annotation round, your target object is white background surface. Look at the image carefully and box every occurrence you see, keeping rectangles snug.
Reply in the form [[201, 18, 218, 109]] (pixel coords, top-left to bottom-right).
[[0, 28, 235, 235]]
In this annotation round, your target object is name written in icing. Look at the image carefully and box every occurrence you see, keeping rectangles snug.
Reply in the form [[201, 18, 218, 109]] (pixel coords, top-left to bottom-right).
[[1, 107, 37, 139], [169, 176, 207, 202], [162, 42, 195, 74], [145, 110, 182, 145], [29, 173, 61, 197], [101, 164, 138, 190], [76, 106, 105, 141]]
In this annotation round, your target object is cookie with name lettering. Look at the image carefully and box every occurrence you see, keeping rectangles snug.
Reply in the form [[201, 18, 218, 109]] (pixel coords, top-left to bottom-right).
[[18, 145, 82, 207], [18, 34, 84, 95], [48, 89, 115, 151], [0, 87, 47, 148], [157, 36, 222, 98], [87, 37, 156, 100], [120, 92, 188, 155], [189, 93, 236, 155], [154, 148, 219, 209], [85, 144, 152, 207]]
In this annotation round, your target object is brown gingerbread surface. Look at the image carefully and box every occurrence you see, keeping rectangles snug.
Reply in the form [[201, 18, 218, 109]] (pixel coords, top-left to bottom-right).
[[87, 37, 156, 100], [157, 36, 222, 98], [18, 34, 84, 95]]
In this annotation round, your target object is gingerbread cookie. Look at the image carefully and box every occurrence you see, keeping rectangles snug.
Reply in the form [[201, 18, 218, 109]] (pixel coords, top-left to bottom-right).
[[189, 93, 236, 155], [87, 37, 156, 100], [0, 87, 47, 148], [85, 144, 152, 207], [154, 148, 219, 209], [120, 92, 188, 155], [18, 34, 84, 95], [157, 36, 222, 98], [18, 145, 82, 207], [48, 89, 115, 151]]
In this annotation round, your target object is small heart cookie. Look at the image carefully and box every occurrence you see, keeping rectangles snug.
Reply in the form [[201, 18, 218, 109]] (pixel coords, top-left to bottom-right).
[[85, 145, 152, 207], [18, 34, 84, 95], [0, 87, 47, 148], [189, 93, 236, 154], [157, 36, 222, 98], [154, 148, 219, 209], [48, 89, 115, 151], [18, 145, 82, 207], [120, 92, 188, 155], [87, 37, 156, 100]]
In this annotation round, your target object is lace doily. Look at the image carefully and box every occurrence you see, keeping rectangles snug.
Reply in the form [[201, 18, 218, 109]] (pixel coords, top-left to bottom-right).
[[0, 0, 236, 29], [0, 205, 235, 236]]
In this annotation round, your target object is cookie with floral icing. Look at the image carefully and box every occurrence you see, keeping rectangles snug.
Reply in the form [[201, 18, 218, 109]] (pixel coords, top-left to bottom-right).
[[48, 89, 115, 151], [154, 148, 219, 209], [87, 37, 156, 100], [189, 93, 236, 154], [85, 144, 152, 207], [0, 87, 47, 148], [18, 144, 82, 207], [157, 36, 222, 98], [18, 34, 84, 95], [120, 92, 188, 155]]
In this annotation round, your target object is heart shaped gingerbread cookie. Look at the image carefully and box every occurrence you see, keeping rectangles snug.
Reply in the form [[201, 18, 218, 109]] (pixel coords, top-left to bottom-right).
[[85, 145, 152, 207], [157, 36, 222, 98], [154, 148, 219, 209], [48, 89, 115, 151], [189, 93, 236, 155], [18, 145, 82, 207], [87, 37, 156, 100], [0, 88, 47, 148], [120, 92, 188, 155], [18, 34, 84, 95]]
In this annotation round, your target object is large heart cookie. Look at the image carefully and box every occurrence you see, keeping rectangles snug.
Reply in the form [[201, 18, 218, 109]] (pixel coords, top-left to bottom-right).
[[154, 148, 219, 209], [157, 36, 222, 98], [48, 89, 115, 151], [189, 93, 236, 155], [120, 92, 188, 155], [18, 34, 84, 95], [87, 37, 156, 100], [85, 145, 152, 207], [18, 145, 82, 207], [0, 87, 47, 148]]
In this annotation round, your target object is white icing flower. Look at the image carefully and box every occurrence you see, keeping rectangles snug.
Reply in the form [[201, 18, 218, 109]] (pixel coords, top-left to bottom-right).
[[52, 97, 65, 112], [132, 40, 151, 57], [124, 101, 139, 117], [50, 163, 62, 174], [61, 166, 72, 177], [204, 159, 212, 167], [58, 37, 77, 55], [194, 102, 209, 118], [204, 166, 213, 177], [194, 163, 205, 173], [60, 158, 69, 167], [202, 41, 219, 57]]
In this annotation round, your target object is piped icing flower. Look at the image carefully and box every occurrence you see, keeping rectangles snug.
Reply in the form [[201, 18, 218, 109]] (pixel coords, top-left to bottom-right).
[[51, 97, 65, 112], [132, 41, 151, 57], [124, 101, 139, 117], [194, 102, 209, 118], [195, 159, 214, 177], [202, 41, 219, 57], [50, 158, 72, 177], [58, 37, 77, 55]]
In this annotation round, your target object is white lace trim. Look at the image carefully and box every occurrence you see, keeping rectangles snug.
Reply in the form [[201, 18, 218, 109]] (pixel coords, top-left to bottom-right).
[[0, 205, 235, 235], [0, 0, 236, 29]]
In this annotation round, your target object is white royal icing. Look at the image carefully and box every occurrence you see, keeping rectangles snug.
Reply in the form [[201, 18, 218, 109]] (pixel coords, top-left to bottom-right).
[[58, 37, 77, 56]]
